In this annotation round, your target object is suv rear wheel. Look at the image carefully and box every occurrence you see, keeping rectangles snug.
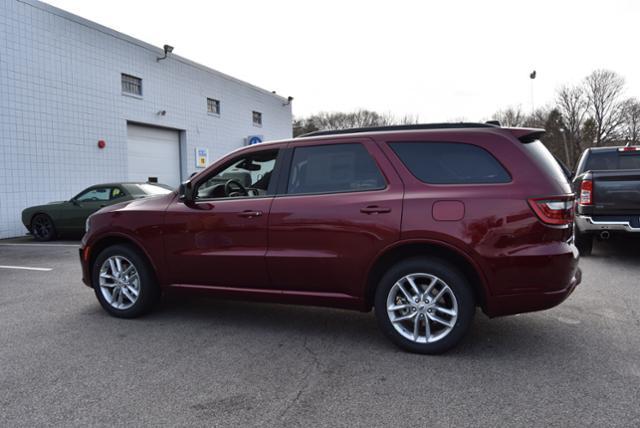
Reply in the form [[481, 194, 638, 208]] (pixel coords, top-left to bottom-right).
[[374, 257, 475, 354], [92, 244, 160, 318]]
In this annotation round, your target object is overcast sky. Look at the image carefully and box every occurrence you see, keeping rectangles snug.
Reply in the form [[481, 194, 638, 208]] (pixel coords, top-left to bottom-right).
[[44, 0, 640, 121]]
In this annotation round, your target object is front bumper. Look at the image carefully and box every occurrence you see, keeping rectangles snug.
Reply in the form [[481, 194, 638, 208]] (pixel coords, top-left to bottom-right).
[[79, 247, 92, 288], [575, 215, 640, 233]]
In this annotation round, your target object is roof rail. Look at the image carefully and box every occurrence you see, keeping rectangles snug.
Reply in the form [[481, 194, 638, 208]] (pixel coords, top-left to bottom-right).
[[297, 122, 500, 138]]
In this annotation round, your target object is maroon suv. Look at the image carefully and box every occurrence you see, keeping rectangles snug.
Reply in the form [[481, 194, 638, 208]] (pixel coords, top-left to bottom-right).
[[80, 123, 581, 354]]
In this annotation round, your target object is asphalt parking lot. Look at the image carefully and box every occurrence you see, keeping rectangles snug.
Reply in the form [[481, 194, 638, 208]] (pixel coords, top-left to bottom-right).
[[1, 237, 639, 427]]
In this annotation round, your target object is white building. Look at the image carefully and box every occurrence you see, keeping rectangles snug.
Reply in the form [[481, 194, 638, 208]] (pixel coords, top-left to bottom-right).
[[0, 0, 293, 239]]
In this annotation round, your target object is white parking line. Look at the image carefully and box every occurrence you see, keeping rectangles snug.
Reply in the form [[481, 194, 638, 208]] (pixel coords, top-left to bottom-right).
[[0, 243, 79, 247], [0, 265, 53, 272]]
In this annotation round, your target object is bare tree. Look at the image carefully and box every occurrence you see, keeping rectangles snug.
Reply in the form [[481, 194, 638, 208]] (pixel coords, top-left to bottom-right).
[[583, 70, 626, 146], [523, 106, 551, 128], [556, 85, 588, 164], [292, 118, 319, 137], [492, 106, 526, 127], [293, 109, 419, 136], [621, 98, 640, 145]]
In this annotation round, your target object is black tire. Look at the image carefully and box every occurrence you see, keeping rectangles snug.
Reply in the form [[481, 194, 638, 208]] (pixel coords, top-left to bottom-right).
[[374, 257, 475, 354], [91, 244, 160, 318], [31, 213, 56, 241], [575, 230, 593, 256]]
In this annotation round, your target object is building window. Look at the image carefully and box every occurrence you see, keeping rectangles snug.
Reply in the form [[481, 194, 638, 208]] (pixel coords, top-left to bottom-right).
[[121, 74, 142, 96], [207, 98, 220, 115], [252, 111, 262, 126]]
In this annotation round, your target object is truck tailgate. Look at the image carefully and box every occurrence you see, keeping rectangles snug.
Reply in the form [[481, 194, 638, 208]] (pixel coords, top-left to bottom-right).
[[593, 170, 640, 214]]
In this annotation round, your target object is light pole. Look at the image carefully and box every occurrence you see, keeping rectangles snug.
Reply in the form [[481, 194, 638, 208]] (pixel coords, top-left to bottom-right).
[[559, 126, 570, 166], [529, 70, 536, 115]]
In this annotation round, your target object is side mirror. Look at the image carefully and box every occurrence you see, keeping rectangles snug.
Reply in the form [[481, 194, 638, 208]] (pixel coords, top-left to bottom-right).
[[178, 180, 195, 204], [70, 199, 79, 206]]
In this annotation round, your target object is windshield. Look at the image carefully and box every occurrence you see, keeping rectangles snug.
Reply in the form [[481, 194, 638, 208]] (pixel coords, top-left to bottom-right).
[[585, 151, 640, 171], [130, 183, 173, 196]]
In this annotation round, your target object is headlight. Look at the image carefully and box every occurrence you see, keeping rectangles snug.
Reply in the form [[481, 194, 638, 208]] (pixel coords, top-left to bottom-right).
[[85, 216, 92, 233]]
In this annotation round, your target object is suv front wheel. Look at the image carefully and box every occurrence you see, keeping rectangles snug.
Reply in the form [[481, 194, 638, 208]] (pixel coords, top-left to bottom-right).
[[375, 257, 475, 354], [92, 244, 160, 318]]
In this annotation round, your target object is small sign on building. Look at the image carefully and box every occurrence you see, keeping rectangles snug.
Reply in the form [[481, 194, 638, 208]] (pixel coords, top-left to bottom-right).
[[246, 135, 263, 146], [195, 147, 209, 168]]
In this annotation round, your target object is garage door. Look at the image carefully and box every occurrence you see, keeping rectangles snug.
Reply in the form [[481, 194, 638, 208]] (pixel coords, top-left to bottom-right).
[[127, 124, 181, 188]]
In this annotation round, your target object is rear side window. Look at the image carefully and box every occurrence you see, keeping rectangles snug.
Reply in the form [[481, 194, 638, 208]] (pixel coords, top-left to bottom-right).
[[521, 140, 571, 184], [287, 143, 385, 194], [585, 151, 640, 171], [388, 142, 511, 184]]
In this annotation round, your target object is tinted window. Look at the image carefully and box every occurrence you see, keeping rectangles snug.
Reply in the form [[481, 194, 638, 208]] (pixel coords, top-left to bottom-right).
[[521, 140, 571, 184], [389, 142, 511, 184], [287, 143, 385, 194], [585, 151, 640, 171]]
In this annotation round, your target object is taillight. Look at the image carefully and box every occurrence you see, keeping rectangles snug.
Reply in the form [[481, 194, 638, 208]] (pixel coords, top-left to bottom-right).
[[528, 197, 575, 226], [580, 180, 593, 205]]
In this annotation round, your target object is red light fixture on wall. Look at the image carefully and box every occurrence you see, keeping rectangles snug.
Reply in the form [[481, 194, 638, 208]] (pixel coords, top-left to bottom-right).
[[98, 140, 106, 149]]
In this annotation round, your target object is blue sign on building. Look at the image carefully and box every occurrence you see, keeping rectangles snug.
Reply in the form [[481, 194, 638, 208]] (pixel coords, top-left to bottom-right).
[[247, 135, 263, 146]]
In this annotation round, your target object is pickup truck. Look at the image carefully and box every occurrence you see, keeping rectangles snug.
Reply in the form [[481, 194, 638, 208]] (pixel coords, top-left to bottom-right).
[[572, 145, 640, 255]]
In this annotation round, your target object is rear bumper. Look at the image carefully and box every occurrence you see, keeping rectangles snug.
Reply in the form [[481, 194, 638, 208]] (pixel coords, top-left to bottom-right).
[[485, 268, 581, 317], [576, 214, 640, 233]]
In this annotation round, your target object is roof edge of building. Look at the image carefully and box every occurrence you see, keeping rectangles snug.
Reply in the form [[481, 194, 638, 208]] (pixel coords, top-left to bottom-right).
[[18, 0, 290, 102]]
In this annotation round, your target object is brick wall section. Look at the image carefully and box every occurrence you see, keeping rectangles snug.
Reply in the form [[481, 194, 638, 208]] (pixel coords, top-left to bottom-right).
[[0, 0, 293, 238]]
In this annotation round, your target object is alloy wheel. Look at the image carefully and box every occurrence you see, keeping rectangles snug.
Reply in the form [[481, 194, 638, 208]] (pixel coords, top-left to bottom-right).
[[99, 255, 141, 310], [386, 273, 458, 344]]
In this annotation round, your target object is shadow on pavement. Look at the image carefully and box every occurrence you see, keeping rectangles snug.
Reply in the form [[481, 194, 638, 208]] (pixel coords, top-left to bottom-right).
[[590, 234, 640, 263], [79, 292, 580, 359]]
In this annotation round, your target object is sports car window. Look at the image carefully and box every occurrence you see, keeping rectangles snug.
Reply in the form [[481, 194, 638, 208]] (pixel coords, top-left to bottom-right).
[[76, 188, 111, 202], [111, 187, 126, 199], [196, 149, 279, 199]]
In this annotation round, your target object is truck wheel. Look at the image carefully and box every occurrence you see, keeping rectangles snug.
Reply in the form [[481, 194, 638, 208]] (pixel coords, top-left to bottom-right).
[[92, 244, 160, 318], [374, 257, 475, 354], [575, 231, 593, 256]]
